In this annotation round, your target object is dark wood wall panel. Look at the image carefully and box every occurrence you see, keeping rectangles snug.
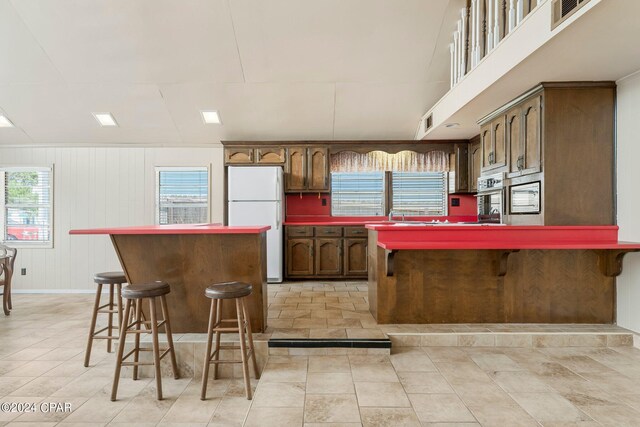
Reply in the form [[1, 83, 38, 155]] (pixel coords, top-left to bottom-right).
[[112, 233, 267, 333], [372, 244, 615, 324]]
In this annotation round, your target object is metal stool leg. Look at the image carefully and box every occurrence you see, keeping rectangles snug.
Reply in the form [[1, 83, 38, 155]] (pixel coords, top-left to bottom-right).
[[235, 298, 252, 400], [111, 299, 132, 401], [201, 299, 217, 400], [84, 283, 103, 367]]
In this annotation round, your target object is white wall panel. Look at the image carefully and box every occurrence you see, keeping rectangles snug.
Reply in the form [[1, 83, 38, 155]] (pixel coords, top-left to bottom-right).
[[0, 146, 224, 291], [616, 70, 640, 333]]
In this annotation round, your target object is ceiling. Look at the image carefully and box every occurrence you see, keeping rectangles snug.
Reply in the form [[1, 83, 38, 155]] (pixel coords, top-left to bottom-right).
[[0, 0, 464, 145]]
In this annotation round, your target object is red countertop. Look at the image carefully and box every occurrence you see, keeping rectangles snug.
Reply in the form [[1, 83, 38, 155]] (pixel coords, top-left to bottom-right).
[[69, 224, 271, 235], [365, 224, 640, 250]]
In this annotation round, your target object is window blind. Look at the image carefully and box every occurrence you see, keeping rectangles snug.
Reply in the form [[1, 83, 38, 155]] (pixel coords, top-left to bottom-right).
[[391, 172, 447, 215], [156, 168, 209, 225], [2, 168, 52, 243], [331, 172, 385, 216]]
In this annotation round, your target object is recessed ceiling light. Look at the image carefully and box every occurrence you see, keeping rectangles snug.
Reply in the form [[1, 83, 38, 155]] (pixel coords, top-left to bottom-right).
[[201, 110, 222, 125], [0, 115, 15, 128], [445, 122, 460, 128], [92, 112, 118, 127]]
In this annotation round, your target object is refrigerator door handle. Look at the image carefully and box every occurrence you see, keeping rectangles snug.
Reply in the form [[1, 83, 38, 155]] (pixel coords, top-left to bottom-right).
[[276, 172, 282, 230]]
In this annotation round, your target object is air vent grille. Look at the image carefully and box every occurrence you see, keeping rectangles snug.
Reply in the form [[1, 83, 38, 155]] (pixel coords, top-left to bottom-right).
[[424, 114, 433, 133], [552, 0, 591, 28]]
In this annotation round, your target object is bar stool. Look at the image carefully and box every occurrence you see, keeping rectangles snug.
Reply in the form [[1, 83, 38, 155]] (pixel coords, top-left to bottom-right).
[[84, 271, 126, 367], [111, 281, 179, 401], [201, 281, 260, 400]]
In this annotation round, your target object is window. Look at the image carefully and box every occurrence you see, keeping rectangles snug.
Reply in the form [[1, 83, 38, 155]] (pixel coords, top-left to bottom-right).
[[1, 167, 53, 246], [331, 172, 385, 216], [331, 171, 447, 217], [392, 172, 447, 215], [155, 167, 209, 225]]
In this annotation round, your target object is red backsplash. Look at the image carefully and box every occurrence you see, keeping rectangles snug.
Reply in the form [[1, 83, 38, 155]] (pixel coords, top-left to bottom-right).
[[286, 193, 331, 216], [286, 193, 477, 219], [448, 194, 477, 216]]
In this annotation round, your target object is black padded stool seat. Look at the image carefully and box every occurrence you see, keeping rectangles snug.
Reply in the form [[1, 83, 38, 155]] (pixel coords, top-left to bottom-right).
[[205, 282, 252, 299], [94, 271, 126, 285], [122, 282, 170, 299]]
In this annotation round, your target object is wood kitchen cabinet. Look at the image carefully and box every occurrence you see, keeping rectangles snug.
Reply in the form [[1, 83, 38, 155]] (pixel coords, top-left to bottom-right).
[[344, 238, 368, 276], [307, 147, 330, 191], [224, 147, 285, 165], [286, 147, 306, 191], [255, 147, 286, 164], [315, 238, 342, 276], [449, 143, 470, 193], [480, 82, 615, 226], [507, 95, 541, 177], [285, 147, 330, 192], [224, 147, 254, 164], [286, 238, 314, 277], [469, 137, 481, 192], [285, 225, 367, 279], [481, 116, 507, 172]]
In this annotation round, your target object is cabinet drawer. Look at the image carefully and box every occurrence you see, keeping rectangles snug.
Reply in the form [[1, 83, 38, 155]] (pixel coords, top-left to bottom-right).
[[344, 226, 367, 237], [315, 226, 343, 237], [287, 226, 314, 237]]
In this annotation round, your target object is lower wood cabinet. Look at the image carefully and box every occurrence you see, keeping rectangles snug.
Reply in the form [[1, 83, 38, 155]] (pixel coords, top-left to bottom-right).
[[344, 238, 368, 276], [286, 238, 314, 276], [315, 238, 342, 275], [285, 226, 367, 279]]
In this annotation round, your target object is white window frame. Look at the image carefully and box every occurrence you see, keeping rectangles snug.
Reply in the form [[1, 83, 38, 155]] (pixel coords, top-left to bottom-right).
[[0, 165, 54, 249], [154, 166, 211, 225]]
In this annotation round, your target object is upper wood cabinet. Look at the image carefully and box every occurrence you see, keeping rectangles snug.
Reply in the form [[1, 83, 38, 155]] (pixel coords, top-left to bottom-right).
[[255, 147, 286, 164], [224, 148, 254, 164], [286, 147, 307, 191], [507, 95, 541, 177], [521, 95, 542, 175], [481, 116, 507, 173], [225, 147, 285, 165], [469, 137, 481, 192], [449, 143, 470, 193], [285, 146, 330, 192], [307, 147, 329, 191]]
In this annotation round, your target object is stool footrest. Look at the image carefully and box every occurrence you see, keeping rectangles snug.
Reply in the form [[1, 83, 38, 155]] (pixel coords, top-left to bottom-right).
[[93, 335, 120, 340], [123, 319, 166, 333], [121, 347, 173, 363], [207, 348, 253, 363], [92, 326, 120, 336]]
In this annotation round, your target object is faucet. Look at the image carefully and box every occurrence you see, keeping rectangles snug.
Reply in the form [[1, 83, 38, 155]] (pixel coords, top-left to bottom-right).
[[388, 211, 405, 222]]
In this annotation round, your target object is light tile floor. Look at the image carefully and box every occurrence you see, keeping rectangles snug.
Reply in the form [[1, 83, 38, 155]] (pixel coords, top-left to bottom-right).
[[1, 283, 640, 426]]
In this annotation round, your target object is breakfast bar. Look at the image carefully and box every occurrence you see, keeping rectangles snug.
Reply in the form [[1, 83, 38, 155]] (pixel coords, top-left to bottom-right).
[[69, 224, 270, 333], [366, 224, 640, 325]]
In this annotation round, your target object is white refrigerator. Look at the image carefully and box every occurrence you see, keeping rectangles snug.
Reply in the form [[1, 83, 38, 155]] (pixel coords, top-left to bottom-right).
[[227, 166, 284, 283]]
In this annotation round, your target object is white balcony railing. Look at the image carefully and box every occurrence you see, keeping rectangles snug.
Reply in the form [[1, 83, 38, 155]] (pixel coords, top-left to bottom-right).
[[450, 0, 539, 88]]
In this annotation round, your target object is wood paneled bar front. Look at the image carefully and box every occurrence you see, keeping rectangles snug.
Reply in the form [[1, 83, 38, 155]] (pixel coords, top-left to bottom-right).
[[366, 224, 640, 324], [69, 225, 269, 333]]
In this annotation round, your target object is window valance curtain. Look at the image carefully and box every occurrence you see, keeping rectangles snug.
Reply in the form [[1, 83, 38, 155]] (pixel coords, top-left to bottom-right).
[[329, 150, 449, 173]]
